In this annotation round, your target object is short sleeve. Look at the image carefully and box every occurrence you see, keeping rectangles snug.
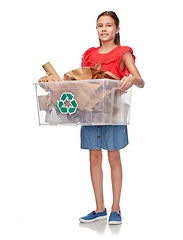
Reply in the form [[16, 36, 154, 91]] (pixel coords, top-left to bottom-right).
[[119, 46, 135, 61], [81, 47, 95, 67], [118, 46, 136, 76]]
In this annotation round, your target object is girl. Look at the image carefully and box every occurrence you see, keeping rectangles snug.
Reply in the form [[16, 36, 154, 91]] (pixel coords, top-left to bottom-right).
[[79, 11, 144, 225]]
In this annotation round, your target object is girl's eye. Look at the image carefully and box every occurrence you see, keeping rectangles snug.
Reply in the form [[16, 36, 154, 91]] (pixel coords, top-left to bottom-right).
[[97, 24, 112, 28]]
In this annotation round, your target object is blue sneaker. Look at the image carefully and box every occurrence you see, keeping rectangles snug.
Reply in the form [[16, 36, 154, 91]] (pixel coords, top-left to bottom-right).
[[108, 211, 122, 225], [79, 209, 107, 223]]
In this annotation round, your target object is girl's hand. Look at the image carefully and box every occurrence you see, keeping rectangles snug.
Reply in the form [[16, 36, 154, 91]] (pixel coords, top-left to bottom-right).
[[119, 76, 134, 91]]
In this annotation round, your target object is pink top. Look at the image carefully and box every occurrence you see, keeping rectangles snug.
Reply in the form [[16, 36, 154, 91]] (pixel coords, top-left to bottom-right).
[[81, 46, 136, 79]]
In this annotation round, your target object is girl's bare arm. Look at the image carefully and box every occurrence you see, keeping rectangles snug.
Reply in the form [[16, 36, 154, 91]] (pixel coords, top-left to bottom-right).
[[120, 51, 145, 90]]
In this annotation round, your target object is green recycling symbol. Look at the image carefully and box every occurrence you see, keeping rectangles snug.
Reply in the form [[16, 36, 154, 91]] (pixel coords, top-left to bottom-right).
[[57, 92, 78, 115]]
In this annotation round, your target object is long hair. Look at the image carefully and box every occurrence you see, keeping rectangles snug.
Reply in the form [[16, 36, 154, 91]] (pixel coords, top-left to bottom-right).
[[97, 11, 120, 46]]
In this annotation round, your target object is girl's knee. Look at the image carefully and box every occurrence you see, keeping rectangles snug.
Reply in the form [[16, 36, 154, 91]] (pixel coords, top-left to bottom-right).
[[89, 149, 102, 167], [108, 150, 121, 168]]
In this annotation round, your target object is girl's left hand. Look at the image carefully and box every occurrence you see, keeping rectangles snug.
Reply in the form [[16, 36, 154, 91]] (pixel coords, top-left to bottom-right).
[[119, 76, 134, 91]]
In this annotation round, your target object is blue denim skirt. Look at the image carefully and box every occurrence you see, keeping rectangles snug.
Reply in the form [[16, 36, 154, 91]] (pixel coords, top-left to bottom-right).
[[80, 125, 128, 151]]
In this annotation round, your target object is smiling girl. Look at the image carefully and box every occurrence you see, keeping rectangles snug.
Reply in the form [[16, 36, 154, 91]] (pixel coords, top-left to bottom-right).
[[79, 11, 144, 225]]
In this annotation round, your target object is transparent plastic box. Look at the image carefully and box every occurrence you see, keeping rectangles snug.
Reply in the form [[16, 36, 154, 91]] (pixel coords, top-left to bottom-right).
[[34, 79, 132, 126]]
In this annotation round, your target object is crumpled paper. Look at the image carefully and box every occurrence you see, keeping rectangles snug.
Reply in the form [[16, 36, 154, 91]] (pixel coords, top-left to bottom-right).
[[38, 61, 120, 83], [63, 61, 120, 81], [38, 72, 58, 82]]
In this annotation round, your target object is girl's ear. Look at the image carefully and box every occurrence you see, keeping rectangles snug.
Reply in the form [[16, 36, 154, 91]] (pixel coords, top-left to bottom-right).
[[116, 26, 120, 34]]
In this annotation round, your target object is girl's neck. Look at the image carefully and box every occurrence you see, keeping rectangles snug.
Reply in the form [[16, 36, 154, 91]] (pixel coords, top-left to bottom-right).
[[99, 41, 118, 54]]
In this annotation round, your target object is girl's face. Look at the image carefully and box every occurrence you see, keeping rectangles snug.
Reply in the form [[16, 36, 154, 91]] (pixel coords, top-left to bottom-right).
[[97, 16, 119, 44]]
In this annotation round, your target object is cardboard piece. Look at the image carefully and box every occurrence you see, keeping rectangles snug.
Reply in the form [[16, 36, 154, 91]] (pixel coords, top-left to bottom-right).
[[42, 62, 63, 81]]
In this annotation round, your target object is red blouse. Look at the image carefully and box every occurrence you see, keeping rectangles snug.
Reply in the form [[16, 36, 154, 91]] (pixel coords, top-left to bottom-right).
[[81, 46, 135, 79]]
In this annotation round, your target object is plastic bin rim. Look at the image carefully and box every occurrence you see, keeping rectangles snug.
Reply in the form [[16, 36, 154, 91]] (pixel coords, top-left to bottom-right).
[[33, 79, 121, 86]]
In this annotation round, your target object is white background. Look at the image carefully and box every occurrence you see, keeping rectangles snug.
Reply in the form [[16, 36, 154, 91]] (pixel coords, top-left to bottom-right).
[[0, 0, 183, 239]]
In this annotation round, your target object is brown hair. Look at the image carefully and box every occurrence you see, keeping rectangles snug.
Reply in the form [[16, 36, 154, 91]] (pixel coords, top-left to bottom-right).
[[97, 11, 120, 46]]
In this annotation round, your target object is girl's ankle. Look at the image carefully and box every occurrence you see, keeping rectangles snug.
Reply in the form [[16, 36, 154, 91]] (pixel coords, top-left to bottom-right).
[[111, 206, 120, 214], [95, 207, 106, 213]]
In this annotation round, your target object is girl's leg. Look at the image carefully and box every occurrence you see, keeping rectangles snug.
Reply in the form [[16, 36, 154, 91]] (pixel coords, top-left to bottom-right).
[[108, 150, 122, 214], [89, 149, 105, 213]]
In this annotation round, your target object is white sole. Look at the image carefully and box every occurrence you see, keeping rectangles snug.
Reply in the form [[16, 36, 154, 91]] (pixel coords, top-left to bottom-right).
[[108, 220, 122, 225], [79, 215, 107, 223]]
